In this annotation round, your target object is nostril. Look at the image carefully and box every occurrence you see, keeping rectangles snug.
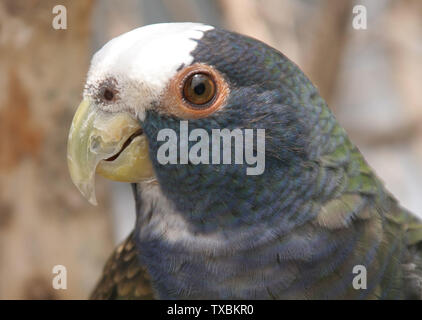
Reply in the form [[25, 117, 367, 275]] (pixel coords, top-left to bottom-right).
[[103, 88, 114, 101]]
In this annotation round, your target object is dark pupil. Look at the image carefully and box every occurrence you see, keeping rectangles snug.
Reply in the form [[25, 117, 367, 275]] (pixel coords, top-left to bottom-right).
[[191, 74, 207, 95], [194, 83, 206, 95]]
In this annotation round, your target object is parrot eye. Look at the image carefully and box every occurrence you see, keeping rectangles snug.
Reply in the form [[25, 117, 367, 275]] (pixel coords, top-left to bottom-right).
[[182, 73, 216, 107], [164, 63, 229, 119]]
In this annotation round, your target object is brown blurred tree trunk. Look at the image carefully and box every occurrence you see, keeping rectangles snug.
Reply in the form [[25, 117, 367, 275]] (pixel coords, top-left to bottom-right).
[[218, 0, 354, 106], [305, 0, 355, 107], [0, 0, 114, 299]]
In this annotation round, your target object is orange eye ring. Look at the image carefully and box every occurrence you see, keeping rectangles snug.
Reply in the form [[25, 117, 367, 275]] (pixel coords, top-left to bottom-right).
[[163, 63, 230, 119]]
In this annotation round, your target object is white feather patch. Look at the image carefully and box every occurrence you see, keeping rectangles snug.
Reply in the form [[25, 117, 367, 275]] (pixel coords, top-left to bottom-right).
[[85, 23, 214, 119]]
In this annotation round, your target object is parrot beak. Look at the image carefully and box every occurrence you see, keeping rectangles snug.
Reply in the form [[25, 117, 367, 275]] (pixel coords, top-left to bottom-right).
[[67, 99, 154, 205]]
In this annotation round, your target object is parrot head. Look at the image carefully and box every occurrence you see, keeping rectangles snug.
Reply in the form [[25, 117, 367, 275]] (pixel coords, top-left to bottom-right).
[[68, 22, 326, 230]]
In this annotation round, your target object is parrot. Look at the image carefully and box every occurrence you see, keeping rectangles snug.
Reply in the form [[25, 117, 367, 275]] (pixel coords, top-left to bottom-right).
[[67, 23, 422, 299]]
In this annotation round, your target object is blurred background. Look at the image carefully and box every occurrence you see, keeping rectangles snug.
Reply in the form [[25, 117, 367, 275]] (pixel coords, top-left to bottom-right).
[[0, 0, 421, 299]]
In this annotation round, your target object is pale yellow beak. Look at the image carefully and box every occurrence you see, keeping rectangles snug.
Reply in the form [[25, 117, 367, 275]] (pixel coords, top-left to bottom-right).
[[67, 99, 154, 205]]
